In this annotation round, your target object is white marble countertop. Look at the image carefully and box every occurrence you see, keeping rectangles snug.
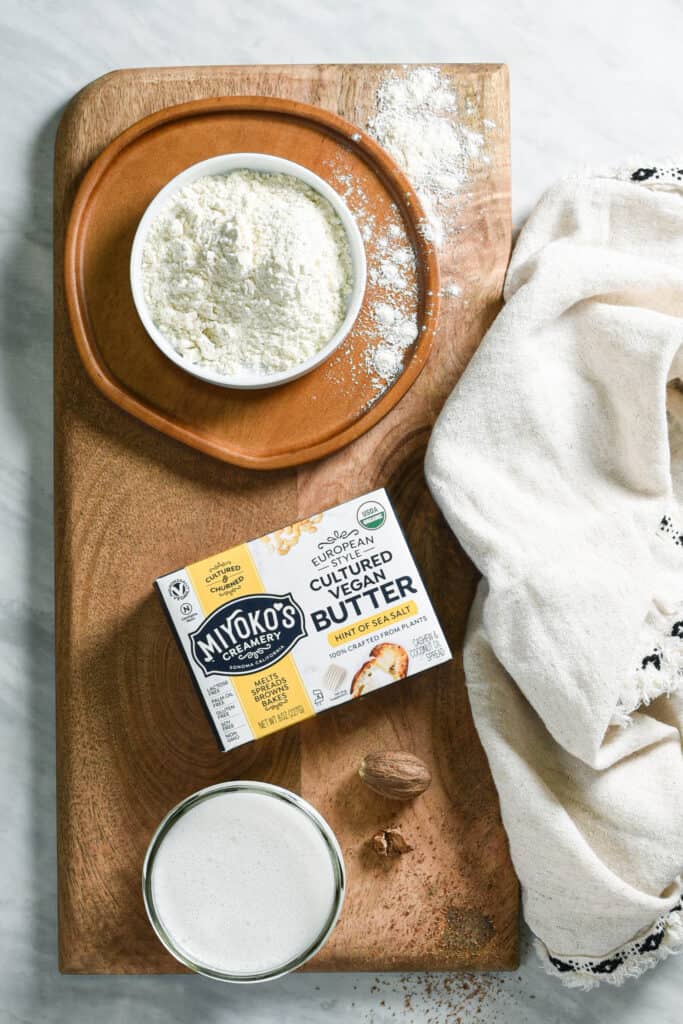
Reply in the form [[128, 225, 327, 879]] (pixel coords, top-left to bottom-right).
[[1, 1, 681, 1020]]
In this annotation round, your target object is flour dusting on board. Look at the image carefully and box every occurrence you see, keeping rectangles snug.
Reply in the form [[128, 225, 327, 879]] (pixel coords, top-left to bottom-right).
[[321, 66, 492, 403], [320, 171, 420, 395], [370, 65, 490, 248]]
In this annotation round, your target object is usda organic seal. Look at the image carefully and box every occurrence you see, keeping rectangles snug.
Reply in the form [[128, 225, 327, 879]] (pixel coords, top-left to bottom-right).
[[356, 499, 386, 531]]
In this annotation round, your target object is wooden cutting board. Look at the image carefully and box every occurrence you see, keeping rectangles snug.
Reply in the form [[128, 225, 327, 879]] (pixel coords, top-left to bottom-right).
[[54, 64, 518, 975]]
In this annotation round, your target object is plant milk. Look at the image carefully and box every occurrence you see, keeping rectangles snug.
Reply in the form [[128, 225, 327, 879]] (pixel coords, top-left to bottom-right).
[[148, 788, 340, 977]]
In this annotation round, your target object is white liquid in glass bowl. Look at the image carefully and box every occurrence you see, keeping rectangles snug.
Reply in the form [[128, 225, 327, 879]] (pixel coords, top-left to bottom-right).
[[143, 782, 345, 982]]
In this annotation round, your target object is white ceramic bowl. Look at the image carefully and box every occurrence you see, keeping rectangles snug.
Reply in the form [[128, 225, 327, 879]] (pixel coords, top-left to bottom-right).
[[130, 153, 366, 390]]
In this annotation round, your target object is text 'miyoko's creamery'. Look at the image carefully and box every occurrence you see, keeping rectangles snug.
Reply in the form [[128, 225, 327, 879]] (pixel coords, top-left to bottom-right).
[[156, 489, 451, 752]]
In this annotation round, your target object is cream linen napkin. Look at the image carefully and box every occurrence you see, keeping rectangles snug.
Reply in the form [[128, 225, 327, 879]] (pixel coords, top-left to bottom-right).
[[425, 166, 683, 988]]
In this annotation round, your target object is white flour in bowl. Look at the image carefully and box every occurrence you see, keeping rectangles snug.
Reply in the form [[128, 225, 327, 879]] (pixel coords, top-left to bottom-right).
[[141, 170, 353, 377]]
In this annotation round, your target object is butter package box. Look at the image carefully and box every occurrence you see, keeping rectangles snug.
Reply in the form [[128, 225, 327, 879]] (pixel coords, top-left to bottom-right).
[[155, 489, 452, 752]]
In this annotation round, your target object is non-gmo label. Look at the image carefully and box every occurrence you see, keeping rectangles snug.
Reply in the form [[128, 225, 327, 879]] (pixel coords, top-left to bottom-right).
[[189, 593, 307, 677], [357, 499, 386, 531]]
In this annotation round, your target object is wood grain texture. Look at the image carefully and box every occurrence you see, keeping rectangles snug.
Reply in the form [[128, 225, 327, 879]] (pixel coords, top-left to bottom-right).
[[63, 96, 441, 468], [54, 64, 518, 975]]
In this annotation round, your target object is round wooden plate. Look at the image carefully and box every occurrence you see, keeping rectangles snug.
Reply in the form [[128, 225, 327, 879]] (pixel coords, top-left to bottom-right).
[[64, 96, 440, 469]]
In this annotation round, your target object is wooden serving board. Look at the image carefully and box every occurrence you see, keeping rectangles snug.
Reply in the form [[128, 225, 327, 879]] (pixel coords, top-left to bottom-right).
[[55, 64, 518, 974]]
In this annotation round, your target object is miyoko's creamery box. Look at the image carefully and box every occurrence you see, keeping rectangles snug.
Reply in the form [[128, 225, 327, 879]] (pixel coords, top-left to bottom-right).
[[155, 489, 451, 752]]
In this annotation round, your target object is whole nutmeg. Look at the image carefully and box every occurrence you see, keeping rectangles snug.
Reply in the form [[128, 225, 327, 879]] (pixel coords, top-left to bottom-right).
[[358, 750, 431, 801]]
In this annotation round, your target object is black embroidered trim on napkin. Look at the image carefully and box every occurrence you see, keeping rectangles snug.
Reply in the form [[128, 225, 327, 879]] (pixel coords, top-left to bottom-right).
[[631, 167, 683, 183], [545, 898, 682, 979]]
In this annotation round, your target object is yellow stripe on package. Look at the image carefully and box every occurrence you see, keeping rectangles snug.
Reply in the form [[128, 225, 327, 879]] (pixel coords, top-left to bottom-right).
[[155, 489, 452, 752]]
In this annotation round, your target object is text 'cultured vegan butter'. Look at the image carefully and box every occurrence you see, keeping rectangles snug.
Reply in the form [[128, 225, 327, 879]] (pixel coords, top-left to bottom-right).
[[155, 489, 451, 752]]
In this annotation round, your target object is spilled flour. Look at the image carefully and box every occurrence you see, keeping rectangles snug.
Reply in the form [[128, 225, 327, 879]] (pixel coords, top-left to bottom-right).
[[320, 170, 419, 393], [320, 66, 491, 400], [370, 65, 490, 248]]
